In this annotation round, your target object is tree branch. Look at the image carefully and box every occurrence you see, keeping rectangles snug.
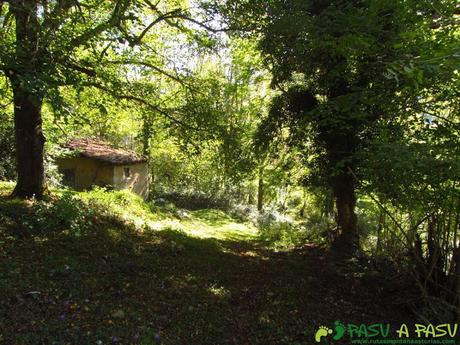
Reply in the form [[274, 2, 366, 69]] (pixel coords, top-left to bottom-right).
[[348, 167, 432, 252], [415, 107, 460, 127], [83, 82, 199, 131], [67, 0, 129, 49], [106, 59, 186, 85], [173, 14, 229, 33], [63, 62, 96, 77], [134, 9, 183, 44], [141, 1, 228, 35], [40, 0, 77, 32]]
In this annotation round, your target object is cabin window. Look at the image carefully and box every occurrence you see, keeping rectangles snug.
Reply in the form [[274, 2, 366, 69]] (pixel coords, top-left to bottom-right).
[[123, 167, 131, 179], [62, 169, 75, 187]]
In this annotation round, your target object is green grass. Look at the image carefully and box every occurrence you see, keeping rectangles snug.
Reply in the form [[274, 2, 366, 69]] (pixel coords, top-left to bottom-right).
[[0, 182, 414, 345]]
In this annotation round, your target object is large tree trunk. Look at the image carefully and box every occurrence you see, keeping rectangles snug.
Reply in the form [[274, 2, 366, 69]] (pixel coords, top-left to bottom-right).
[[11, 84, 45, 199], [332, 172, 359, 253], [9, 0, 45, 198]]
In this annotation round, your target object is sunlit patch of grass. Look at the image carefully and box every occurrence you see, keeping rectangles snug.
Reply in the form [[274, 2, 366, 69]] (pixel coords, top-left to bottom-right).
[[144, 207, 259, 243], [182, 220, 258, 241], [180, 210, 258, 241], [145, 219, 183, 231], [207, 284, 231, 299]]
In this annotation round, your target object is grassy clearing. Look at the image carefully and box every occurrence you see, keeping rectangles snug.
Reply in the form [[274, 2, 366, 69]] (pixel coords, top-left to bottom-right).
[[0, 182, 413, 345]]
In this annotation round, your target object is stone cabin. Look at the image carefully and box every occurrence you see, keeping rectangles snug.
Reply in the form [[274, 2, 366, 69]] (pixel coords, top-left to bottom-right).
[[56, 139, 149, 200]]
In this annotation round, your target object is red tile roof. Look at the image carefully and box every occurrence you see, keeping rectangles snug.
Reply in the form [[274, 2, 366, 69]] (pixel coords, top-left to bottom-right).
[[65, 138, 147, 165]]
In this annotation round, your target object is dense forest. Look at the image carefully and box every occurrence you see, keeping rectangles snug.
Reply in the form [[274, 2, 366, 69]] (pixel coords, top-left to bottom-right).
[[0, 0, 459, 344]]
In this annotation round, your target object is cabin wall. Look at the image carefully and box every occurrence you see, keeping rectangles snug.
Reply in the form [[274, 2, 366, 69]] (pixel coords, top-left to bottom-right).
[[56, 157, 114, 191], [113, 163, 149, 200]]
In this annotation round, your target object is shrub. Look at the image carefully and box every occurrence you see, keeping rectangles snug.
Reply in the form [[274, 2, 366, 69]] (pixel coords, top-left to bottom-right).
[[34, 191, 95, 235], [257, 210, 304, 248]]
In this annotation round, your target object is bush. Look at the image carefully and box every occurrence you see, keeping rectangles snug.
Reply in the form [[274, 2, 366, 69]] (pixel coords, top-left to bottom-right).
[[34, 191, 95, 235], [229, 204, 259, 224], [257, 210, 305, 248], [0, 184, 158, 237]]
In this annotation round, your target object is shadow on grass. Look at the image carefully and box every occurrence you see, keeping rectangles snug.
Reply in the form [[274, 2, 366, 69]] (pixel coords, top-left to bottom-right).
[[0, 220, 309, 345], [0, 195, 415, 345]]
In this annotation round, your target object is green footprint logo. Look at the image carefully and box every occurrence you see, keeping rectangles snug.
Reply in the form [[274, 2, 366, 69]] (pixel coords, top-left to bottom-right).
[[333, 321, 346, 340], [314, 326, 333, 342]]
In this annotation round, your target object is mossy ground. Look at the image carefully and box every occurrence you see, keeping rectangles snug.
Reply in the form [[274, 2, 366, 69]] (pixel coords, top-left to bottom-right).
[[0, 182, 414, 345]]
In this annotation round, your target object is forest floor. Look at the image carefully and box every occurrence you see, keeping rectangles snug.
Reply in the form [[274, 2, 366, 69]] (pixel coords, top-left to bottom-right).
[[0, 182, 416, 345]]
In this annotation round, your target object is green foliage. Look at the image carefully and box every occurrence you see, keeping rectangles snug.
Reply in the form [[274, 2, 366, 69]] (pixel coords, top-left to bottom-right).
[[0, 77, 15, 180], [249, 0, 436, 183], [34, 192, 95, 235], [0, 183, 157, 238], [0, 108, 15, 180], [144, 38, 271, 204]]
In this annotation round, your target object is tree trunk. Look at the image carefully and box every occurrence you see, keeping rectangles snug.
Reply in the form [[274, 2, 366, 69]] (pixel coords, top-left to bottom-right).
[[299, 189, 307, 218], [332, 173, 359, 253], [427, 215, 444, 295], [257, 167, 264, 211], [141, 114, 154, 197], [376, 210, 386, 253], [11, 84, 45, 199], [9, 0, 45, 199]]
